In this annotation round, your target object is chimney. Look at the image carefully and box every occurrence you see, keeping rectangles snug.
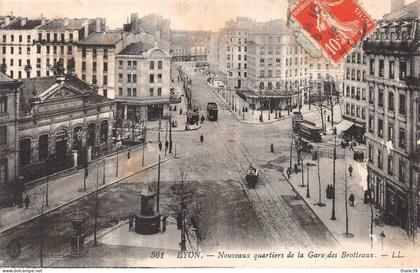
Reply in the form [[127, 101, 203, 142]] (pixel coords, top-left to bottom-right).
[[41, 14, 46, 25], [391, 0, 405, 13], [5, 16, 11, 25], [64, 17, 69, 26], [95, 18, 102, 32], [20, 17, 27, 27]]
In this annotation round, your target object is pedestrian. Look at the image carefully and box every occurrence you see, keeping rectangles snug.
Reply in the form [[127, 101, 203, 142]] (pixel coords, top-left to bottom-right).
[[165, 140, 169, 153], [294, 163, 298, 174], [361, 152, 364, 162], [162, 215, 167, 233], [200, 134, 204, 143], [158, 141, 162, 152], [180, 109, 183, 115], [348, 164, 353, 177], [24, 195, 30, 209], [201, 115, 205, 123], [129, 214, 134, 230], [349, 193, 355, 207], [287, 167, 291, 179]]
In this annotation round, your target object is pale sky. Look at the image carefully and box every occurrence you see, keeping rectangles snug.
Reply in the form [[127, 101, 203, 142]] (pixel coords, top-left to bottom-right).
[[0, 0, 416, 31]]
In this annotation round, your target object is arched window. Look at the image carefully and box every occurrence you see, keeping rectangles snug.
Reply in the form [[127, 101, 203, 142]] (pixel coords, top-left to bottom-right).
[[19, 138, 31, 169]]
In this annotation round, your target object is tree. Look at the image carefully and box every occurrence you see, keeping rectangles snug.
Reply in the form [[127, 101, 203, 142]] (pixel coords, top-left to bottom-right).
[[313, 78, 340, 133], [168, 165, 200, 251]]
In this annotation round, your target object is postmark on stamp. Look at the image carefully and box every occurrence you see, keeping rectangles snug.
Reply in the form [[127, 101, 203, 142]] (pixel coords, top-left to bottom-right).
[[290, 0, 377, 63]]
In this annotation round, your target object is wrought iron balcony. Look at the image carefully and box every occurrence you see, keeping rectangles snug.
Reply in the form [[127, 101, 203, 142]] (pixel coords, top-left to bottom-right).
[[362, 39, 417, 54]]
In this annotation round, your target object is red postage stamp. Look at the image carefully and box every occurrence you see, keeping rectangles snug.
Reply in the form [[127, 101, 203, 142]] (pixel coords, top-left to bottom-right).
[[290, 0, 377, 63]]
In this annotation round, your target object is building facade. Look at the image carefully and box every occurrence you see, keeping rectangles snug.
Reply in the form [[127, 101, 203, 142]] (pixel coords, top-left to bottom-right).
[[245, 20, 309, 110], [362, 0, 420, 231], [0, 72, 20, 206], [17, 74, 116, 182], [341, 45, 368, 126], [115, 42, 172, 121], [171, 30, 210, 62]]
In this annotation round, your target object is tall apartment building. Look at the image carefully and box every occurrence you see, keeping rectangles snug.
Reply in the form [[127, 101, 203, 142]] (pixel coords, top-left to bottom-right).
[[34, 18, 106, 77], [0, 17, 43, 79], [245, 20, 309, 110], [0, 17, 106, 80], [362, 0, 420, 231], [0, 72, 21, 206], [341, 44, 368, 127], [75, 31, 145, 99], [115, 42, 172, 121], [211, 17, 255, 89]]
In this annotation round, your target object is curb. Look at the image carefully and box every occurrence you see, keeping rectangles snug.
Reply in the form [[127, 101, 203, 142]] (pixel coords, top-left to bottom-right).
[[281, 169, 341, 247], [0, 155, 175, 234]]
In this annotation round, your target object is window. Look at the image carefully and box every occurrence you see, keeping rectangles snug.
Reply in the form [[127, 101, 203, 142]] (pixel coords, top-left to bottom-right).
[[127, 74, 131, 83], [369, 58, 375, 75], [149, 88, 154, 96], [378, 89, 383, 108], [157, 74, 162, 82], [118, 87, 123, 96], [388, 155, 394, 175], [82, 61, 86, 71], [10, 59, 13, 66], [399, 160, 406, 183], [362, 108, 366, 119], [127, 88, 132, 96], [37, 45, 41, 54], [388, 124, 394, 143], [132, 74, 137, 83], [11, 35, 14, 42], [53, 33, 57, 42], [2, 35, 5, 43], [2, 47, 5, 54], [103, 89, 108, 98], [26, 47, 30, 55], [150, 61, 154, 70], [369, 87, 374, 104], [0, 96, 7, 114], [92, 62, 96, 72], [53, 46, 57, 54], [158, 87, 162, 96], [118, 60, 123, 70], [93, 49, 97, 59], [10, 47, 13, 54], [103, 75, 108, 85], [150, 74, 155, 83], [69, 33, 73, 41], [399, 128, 406, 149], [388, 91, 394, 111], [92, 75, 97, 84], [368, 145, 373, 163], [377, 149, 383, 169], [132, 88, 137, 97], [61, 33, 65, 42], [400, 60, 407, 79], [103, 49, 108, 59], [133, 61, 137, 69], [0, 126, 6, 146], [368, 116, 374, 133], [389, 60, 395, 79], [158, 60, 162, 69], [82, 48, 86, 58], [103, 62, 108, 72], [379, 59, 384, 77], [378, 118, 383, 138], [118, 73, 123, 83], [399, 94, 406, 115]]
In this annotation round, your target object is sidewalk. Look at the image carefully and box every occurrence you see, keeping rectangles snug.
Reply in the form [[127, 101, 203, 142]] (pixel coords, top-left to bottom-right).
[[283, 145, 419, 250], [0, 142, 175, 234]]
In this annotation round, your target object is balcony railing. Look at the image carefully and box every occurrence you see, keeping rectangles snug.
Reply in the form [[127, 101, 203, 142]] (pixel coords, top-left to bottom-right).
[[363, 40, 417, 54]]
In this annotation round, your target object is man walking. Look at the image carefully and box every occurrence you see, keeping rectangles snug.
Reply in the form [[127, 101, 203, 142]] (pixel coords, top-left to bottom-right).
[[158, 141, 162, 152], [348, 164, 353, 177]]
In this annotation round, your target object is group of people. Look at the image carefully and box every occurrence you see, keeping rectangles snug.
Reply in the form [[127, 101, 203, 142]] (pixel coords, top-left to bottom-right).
[[353, 151, 364, 162]]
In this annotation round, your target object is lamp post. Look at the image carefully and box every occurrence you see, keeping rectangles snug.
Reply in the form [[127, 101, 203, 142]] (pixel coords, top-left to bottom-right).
[[306, 162, 310, 198], [331, 133, 337, 220]]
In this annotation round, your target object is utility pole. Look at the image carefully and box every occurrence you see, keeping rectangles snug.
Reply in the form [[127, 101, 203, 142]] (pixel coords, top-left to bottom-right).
[[331, 134, 337, 220], [94, 162, 99, 246], [102, 159, 106, 185], [315, 145, 325, 207], [157, 154, 161, 212], [169, 115, 172, 154], [260, 88, 263, 122], [300, 144, 305, 188], [344, 154, 350, 237], [289, 121, 294, 172]]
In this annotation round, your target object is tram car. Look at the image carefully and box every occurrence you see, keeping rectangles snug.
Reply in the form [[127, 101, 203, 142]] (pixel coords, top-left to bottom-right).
[[297, 120, 323, 142], [207, 102, 218, 121]]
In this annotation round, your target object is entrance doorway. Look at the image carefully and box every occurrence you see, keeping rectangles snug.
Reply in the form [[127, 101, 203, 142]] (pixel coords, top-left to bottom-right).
[[19, 138, 31, 171], [147, 105, 163, 121], [55, 129, 68, 162]]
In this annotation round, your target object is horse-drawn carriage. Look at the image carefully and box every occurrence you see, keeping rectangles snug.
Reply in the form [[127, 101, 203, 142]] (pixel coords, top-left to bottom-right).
[[246, 164, 259, 189]]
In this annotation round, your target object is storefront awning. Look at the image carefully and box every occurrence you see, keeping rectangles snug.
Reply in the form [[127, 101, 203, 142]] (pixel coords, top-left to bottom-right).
[[335, 119, 354, 134]]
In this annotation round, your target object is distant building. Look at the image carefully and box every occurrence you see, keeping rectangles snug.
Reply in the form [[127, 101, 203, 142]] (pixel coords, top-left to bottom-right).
[[0, 72, 21, 206], [171, 30, 210, 62], [362, 0, 420, 231], [17, 74, 115, 183], [115, 42, 172, 121]]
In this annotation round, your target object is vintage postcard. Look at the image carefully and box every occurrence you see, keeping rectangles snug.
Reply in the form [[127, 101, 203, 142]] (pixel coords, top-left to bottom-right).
[[0, 0, 419, 269]]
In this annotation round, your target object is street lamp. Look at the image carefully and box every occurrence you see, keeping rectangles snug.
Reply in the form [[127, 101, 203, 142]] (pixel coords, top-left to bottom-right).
[[306, 161, 310, 198], [331, 132, 337, 221]]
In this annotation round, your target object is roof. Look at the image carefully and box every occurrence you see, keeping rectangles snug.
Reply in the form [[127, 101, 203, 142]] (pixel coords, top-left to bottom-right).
[[0, 71, 14, 83], [78, 32, 123, 46], [253, 20, 293, 35], [37, 18, 89, 31], [383, 0, 420, 20], [141, 184, 155, 197], [1, 18, 42, 30], [19, 74, 112, 116], [118, 41, 155, 55]]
